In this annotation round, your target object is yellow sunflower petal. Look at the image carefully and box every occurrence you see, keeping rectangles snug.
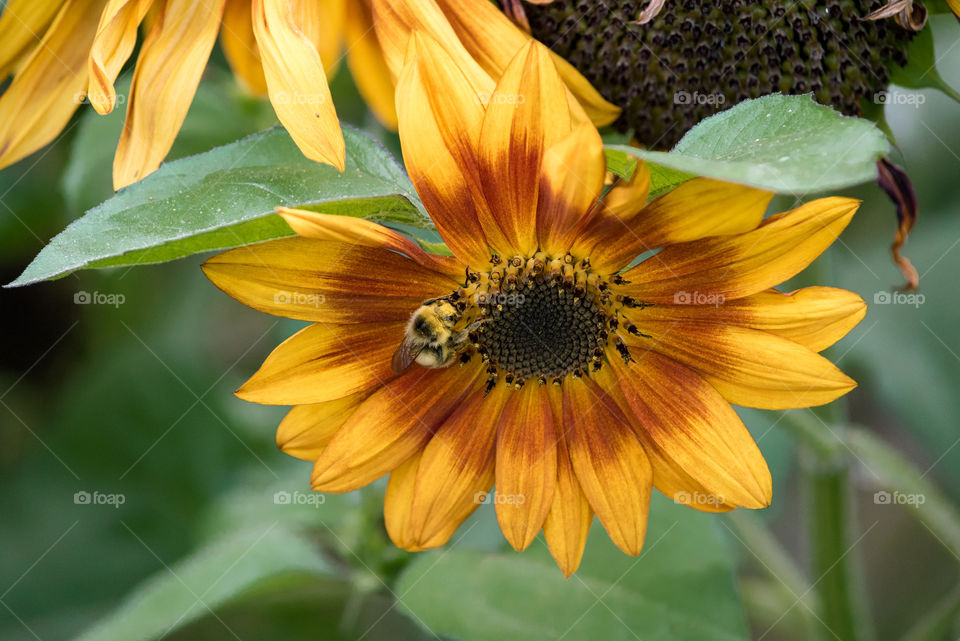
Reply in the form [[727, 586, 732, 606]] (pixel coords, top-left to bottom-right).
[[396, 32, 494, 266], [0, 0, 62, 80], [404, 385, 511, 549], [345, 0, 397, 129], [220, 0, 267, 95], [541, 385, 593, 576], [236, 321, 402, 405], [639, 178, 773, 245], [87, 0, 153, 114], [536, 122, 605, 255], [276, 207, 461, 278], [612, 352, 772, 508], [276, 391, 369, 461], [602, 160, 652, 219], [385, 450, 456, 552], [201, 237, 459, 324], [622, 197, 860, 303], [291, 0, 344, 74], [495, 385, 557, 551], [631, 287, 866, 353], [370, 0, 491, 86], [311, 366, 482, 493], [949, 0, 960, 17], [113, 0, 225, 188], [590, 178, 774, 273], [478, 40, 573, 256], [0, 0, 104, 172], [627, 321, 857, 410], [591, 367, 732, 513], [563, 378, 651, 556], [434, 0, 620, 126], [252, 0, 344, 172], [385, 451, 428, 551]]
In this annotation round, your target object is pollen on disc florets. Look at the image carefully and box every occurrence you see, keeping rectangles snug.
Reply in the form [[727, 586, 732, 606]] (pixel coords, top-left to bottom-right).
[[446, 252, 637, 391], [525, 0, 914, 148]]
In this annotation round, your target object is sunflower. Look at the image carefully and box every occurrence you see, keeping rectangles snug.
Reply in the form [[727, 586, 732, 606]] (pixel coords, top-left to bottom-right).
[[0, 0, 617, 191], [202, 34, 865, 575]]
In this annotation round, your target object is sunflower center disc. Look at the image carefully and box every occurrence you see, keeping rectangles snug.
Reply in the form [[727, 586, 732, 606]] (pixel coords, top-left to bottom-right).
[[474, 279, 607, 380]]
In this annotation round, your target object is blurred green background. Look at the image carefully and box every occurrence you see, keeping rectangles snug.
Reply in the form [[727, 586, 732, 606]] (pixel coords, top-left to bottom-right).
[[2, 14, 960, 641]]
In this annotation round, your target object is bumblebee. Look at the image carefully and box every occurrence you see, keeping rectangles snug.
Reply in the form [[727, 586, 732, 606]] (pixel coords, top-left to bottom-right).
[[392, 298, 468, 373]]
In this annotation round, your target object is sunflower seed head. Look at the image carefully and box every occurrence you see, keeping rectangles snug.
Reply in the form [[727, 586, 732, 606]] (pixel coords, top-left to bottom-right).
[[526, 0, 914, 148]]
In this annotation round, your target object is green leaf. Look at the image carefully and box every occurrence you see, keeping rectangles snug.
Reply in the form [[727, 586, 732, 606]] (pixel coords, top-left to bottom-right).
[[10, 125, 429, 287], [396, 495, 748, 641], [607, 94, 889, 196], [888, 23, 960, 103], [74, 526, 343, 641], [603, 148, 637, 181]]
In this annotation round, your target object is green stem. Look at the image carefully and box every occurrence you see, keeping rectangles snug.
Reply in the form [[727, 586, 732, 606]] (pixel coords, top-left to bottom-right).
[[803, 440, 863, 641]]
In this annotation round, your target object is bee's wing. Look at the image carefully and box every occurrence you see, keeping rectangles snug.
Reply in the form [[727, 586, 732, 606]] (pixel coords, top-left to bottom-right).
[[391, 336, 425, 373]]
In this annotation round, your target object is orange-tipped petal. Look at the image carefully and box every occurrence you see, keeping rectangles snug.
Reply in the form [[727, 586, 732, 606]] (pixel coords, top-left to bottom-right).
[[311, 366, 482, 493], [477, 40, 573, 256], [563, 378, 651, 556], [276, 207, 461, 278], [345, 0, 397, 129], [220, 0, 267, 95], [626, 321, 857, 410], [113, 0, 225, 188], [612, 352, 772, 508], [495, 386, 557, 551], [0, 0, 62, 80], [202, 237, 459, 323], [276, 391, 369, 461], [395, 33, 494, 266], [541, 385, 593, 576], [236, 321, 402, 406], [402, 384, 511, 549], [87, 0, 153, 114], [252, 0, 344, 172], [0, 0, 104, 171], [622, 197, 860, 303]]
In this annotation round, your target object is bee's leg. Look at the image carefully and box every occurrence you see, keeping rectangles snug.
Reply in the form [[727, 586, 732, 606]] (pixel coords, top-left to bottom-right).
[[451, 318, 491, 350]]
